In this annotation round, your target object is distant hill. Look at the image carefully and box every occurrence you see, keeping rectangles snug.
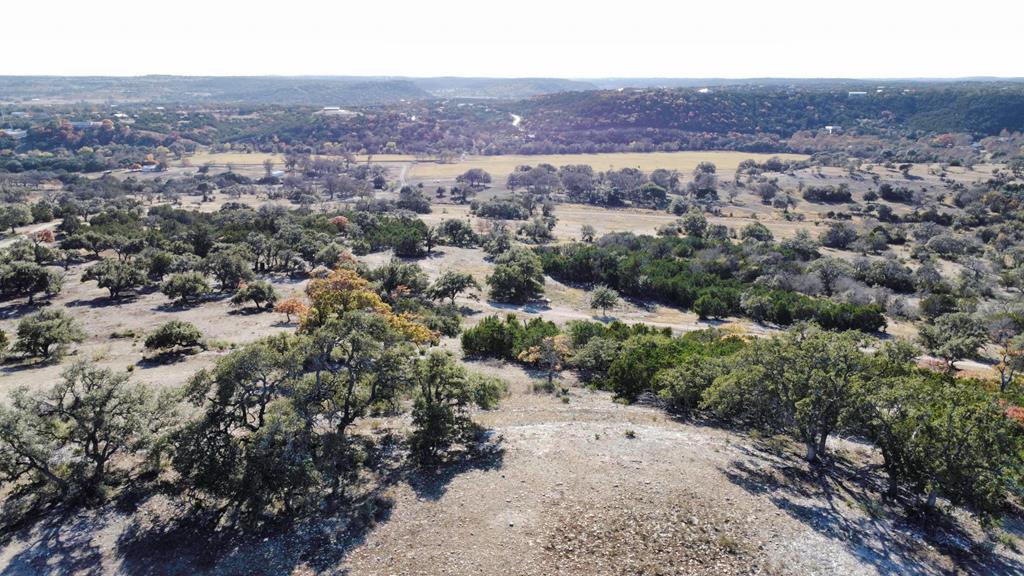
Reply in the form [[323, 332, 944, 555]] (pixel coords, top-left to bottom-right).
[[0, 76, 598, 105], [0, 76, 432, 106], [409, 77, 597, 99]]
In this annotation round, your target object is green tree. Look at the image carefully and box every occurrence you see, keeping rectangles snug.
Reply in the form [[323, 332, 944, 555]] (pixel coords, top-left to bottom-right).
[[590, 285, 620, 318], [917, 312, 987, 372], [680, 207, 708, 238], [0, 362, 171, 499], [410, 350, 479, 463], [486, 247, 545, 304], [231, 280, 278, 311], [82, 258, 147, 299], [428, 270, 480, 305], [204, 249, 255, 292], [160, 272, 212, 305], [0, 204, 32, 233], [13, 308, 85, 360], [0, 260, 62, 304], [702, 324, 868, 462]]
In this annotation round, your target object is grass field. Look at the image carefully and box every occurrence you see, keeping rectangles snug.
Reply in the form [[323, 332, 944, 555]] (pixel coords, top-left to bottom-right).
[[406, 151, 808, 180]]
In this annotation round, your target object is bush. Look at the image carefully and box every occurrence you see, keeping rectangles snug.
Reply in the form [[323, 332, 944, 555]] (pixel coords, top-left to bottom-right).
[[145, 320, 204, 353], [461, 314, 558, 361], [470, 373, 509, 410]]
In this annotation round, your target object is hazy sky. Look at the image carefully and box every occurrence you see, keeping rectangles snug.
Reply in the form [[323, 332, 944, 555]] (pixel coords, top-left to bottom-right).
[[5, 0, 1022, 78]]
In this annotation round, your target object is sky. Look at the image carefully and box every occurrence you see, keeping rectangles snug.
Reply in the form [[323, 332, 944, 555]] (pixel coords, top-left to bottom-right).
[[4, 0, 1022, 78]]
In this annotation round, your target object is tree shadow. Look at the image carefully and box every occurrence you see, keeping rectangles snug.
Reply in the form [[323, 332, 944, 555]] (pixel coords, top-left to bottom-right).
[[227, 307, 270, 316], [154, 300, 207, 312], [65, 294, 137, 309], [0, 507, 104, 576], [113, 433, 505, 575], [0, 301, 45, 321], [135, 351, 197, 368], [406, 433, 505, 502], [488, 301, 551, 314], [721, 443, 1024, 575]]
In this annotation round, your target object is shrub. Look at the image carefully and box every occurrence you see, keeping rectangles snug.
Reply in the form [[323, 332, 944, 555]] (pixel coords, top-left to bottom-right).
[[470, 373, 509, 410], [145, 320, 204, 353], [693, 293, 730, 320]]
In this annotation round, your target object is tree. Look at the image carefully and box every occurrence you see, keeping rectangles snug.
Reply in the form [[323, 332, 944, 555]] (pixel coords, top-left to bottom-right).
[[0, 330, 7, 362], [0, 260, 62, 304], [203, 249, 255, 291], [819, 222, 859, 249], [172, 335, 312, 512], [693, 293, 729, 320], [428, 271, 481, 305], [702, 324, 867, 462], [518, 335, 571, 387], [580, 224, 597, 243], [0, 362, 170, 499], [396, 186, 431, 213], [680, 207, 708, 238], [145, 320, 204, 353], [231, 280, 278, 311], [410, 350, 479, 463], [82, 258, 147, 299], [917, 312, 987, 372], [740, 222, 773, 242], [807, 258, 853, 297], [456, 168, 492, 190], [0, 204, 32, 233], [590, 285, 620, 318], [985, 312, 1024, 393], [13, 308, 85, 360], [273, 297, 309, 323], [160, 272, 212, 305], [486, 247, 545, 304]]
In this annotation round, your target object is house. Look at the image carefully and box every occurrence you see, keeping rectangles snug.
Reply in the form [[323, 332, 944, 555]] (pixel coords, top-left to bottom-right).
[[0, 128, 27, 139], [824, 125, 841, 135], [847, 91, 868, 97]]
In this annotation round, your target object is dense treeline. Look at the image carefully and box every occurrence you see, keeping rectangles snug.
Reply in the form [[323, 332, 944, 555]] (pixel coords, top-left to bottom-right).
[[535, 234, 886, 332]]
